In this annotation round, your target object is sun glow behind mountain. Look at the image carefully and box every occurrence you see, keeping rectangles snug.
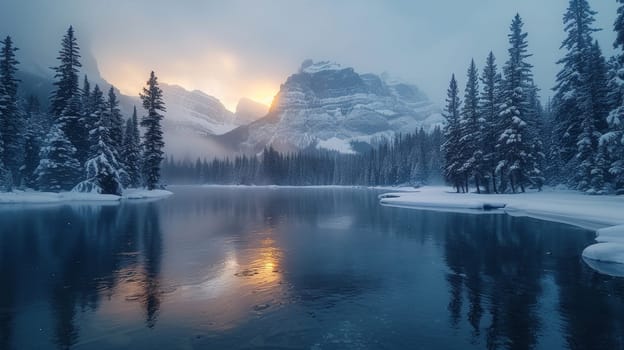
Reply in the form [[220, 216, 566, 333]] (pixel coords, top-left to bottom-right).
[[98, 51, 277, 112]]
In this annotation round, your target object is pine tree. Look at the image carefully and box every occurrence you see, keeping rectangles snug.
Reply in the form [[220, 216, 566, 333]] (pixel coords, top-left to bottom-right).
[[21, 96, 46, 189], [576, 41, 610, 193], [73, 85, 126, 195], [552, 0, 600, 184], [602, 0, 624, 193], [107, 87, 124, 157], [59, 88, 89, 166], [0, 83, 8, 190], [459, 59, 482, 192], [35, 125, 82, 192], [80, 75, 93, 145], [442, 74, 464, 192], [140, 71, 166, 190], [525, 84, 545, 190], [50, 26, 81, 119], [0, 36, 23, 189], [479, 52, 503, 193], [496, 14, 536, 193], [122, 106, 142, 188]]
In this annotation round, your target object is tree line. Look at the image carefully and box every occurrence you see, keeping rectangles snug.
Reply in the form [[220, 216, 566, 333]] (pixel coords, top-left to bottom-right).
[[162, 127, 444, 186], [0, 26, 166, 194], [442, 1, 624, 195]]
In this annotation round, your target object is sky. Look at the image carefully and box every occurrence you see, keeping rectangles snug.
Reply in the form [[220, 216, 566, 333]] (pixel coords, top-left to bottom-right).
[[0, 0, 620, 111]]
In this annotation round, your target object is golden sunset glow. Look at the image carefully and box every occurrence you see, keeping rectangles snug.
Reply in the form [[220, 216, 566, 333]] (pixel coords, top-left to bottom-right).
[[97, 50, 277, 113]]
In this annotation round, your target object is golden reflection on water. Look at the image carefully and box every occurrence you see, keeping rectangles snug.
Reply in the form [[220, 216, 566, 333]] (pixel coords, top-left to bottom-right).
[[99, 230, 288, 333]]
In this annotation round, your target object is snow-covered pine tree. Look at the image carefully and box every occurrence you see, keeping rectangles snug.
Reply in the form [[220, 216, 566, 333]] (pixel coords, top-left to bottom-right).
[[479, 52, 503, 193], [107, 87, 125, 158], [80, 76, 93, 152], [602, 0, 624, 194], [0, 36, 23, 189], [21, 96, 47, 189], [35, 124, 82, 192], [58, 84, 89, 167], [552, 0, 600, 186], [50, 26, 82, 119], [442, 74, 464, 192], [122, 106, 142, 188], [140, 71, 166, 190], [578, 40, 610, 194], [496, 14, 537, 193], [73, 84, 126, 195], [525, 83, 545, 190], [459, 59, 482, 192], [0, 84, 8, 190]]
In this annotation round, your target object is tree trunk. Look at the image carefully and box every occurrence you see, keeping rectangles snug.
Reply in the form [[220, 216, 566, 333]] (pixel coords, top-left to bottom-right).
[[492, 174, 498, 194]]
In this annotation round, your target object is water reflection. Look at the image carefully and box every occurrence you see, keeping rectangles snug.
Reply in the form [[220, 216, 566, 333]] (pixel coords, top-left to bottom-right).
[[0, 188, 623, 349]]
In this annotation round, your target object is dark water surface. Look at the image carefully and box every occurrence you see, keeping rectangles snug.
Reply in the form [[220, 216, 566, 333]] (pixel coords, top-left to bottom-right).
[[0, 187, 623, 350]]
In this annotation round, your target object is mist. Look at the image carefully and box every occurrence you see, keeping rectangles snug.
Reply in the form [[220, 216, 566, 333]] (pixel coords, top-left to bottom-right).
[[0, 0, 619, 109]]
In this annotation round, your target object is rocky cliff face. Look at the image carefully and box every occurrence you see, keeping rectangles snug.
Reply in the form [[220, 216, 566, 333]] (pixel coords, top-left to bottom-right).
[[220, 60, 443, 154]]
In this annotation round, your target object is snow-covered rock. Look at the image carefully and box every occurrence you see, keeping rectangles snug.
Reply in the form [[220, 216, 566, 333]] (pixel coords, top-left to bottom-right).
[[219, 60, 443, 154]]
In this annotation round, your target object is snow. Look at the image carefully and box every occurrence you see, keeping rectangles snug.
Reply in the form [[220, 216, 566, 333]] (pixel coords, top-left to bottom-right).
[[0, 190, 121, 204], [0, 189, 173, 204], [380, 186, 624, 230], [316, 137, 356, 154], [123, 189, 174, 199], [379, 186, 624, 275], [300, 60, 343, 74], [582, 243, 624, 277]]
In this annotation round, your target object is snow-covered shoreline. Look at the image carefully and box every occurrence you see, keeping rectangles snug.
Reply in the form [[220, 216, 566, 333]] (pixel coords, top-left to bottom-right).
[[0, 189, 173, 204], [379, 186, 624, 275]]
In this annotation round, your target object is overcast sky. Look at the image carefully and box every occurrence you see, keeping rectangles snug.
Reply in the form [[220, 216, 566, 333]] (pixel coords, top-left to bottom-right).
[[0, 0, 620, 111]]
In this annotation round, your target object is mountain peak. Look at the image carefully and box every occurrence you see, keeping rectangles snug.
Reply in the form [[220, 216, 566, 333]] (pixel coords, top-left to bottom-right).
[[299, 60, 344, 74]]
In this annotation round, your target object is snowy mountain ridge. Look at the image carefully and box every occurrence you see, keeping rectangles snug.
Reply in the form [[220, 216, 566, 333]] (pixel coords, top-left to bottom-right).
[[219, 60, 444, 154]]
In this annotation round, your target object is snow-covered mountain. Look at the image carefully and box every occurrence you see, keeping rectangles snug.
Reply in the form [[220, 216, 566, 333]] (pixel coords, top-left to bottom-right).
[[18, 62, 267, 159], [218, 60, 443, 154]]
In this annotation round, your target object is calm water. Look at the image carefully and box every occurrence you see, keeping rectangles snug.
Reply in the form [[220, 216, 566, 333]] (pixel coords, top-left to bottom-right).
[[0, 187, 623, 350]]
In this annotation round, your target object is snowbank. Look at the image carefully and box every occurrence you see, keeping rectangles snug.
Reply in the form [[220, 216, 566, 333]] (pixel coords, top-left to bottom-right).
[[122, 189, 173, 199], [0, 189, 173, 204], [582, 225, 624, 276], [0, 191, 121, 204], [379, 186, 624, 275], [380, 187, 624, 230], [582, 243, 624, 277]]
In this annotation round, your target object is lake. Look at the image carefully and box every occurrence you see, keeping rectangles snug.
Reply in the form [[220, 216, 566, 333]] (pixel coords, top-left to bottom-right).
[[0, 187, 623, 349]]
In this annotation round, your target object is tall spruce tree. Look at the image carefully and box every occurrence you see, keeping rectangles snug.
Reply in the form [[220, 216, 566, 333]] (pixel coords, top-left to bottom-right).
[[0, 84, 8, 189], [107, 87, 124, 157], [140, 71, 166, 190], [50, 26, 82, 119], [50, 26, 89, 167], [122, 106, 142, 188], [603, 0, 624, 193], [442, 74, 464, 192], [496, 14, 537, 193], [479, 52, 503, 193], [459, 59, 482, 192], [0, 36, 22, 189], [552, 0, 600, 184]]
